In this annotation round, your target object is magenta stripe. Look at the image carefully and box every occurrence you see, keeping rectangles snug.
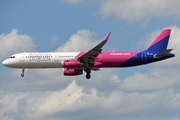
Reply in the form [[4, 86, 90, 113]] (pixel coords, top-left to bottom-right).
[[148, 29, 171, 48]]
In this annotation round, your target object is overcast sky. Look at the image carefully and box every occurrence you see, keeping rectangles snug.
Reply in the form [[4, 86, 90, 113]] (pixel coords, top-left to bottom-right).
[[0, 0, 180, 120]]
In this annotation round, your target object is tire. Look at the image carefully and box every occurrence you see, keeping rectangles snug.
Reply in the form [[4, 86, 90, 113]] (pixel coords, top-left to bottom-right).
[[86, 74, 91, 79], [21, 73, 24, 77]]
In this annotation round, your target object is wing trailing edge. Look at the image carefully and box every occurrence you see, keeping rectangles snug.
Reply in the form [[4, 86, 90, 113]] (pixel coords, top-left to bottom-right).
[[77, 32, 111, 65]]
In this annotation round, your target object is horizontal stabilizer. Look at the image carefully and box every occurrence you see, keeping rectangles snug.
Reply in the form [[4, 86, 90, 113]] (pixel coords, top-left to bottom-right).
[[154, 49, 173, 58]]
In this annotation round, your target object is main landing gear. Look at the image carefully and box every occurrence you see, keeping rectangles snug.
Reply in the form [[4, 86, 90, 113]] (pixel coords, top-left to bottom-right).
[[85, 68, 91, 79], [21, 68, 25, 77]]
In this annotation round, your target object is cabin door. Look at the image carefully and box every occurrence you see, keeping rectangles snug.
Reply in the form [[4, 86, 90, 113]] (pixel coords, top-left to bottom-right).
[[141, 52, 146, 60]]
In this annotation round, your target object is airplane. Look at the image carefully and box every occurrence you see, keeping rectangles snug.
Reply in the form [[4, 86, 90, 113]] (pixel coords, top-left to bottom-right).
[[2, 29, 175, 79]]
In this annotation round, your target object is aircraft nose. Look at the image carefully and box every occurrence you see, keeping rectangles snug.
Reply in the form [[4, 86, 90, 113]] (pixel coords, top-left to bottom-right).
[[2, 60, 9, 66]]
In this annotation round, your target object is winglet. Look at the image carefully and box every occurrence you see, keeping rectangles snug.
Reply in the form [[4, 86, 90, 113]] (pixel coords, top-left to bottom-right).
[[104, 32, 111, 41]]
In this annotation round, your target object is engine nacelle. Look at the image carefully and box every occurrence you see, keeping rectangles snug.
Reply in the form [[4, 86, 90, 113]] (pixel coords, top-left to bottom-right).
[[63, 68, 83, 76], [62, 60, 83, 68]]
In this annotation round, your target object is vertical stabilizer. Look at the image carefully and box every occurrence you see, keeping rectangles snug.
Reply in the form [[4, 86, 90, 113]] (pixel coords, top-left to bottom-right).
[[147, 29, 171, 52]]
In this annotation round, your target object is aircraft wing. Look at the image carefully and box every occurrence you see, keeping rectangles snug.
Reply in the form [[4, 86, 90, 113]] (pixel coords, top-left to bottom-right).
[[77, 32, 111, 65]]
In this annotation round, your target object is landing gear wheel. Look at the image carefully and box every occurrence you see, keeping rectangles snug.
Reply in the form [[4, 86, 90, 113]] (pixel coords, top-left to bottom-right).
[[86, 74, 91, 79], [85, 68, 91, 73], [21, 73, 24, 77], [85, 68, 91, 79], [21, 68, 25, 77]]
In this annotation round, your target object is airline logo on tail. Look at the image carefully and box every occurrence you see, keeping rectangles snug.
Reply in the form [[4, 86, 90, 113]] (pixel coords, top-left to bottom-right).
[[147, 29, 171, 52]]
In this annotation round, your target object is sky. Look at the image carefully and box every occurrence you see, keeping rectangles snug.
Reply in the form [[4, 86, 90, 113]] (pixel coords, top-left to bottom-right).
[[0, 0, 180, 120]]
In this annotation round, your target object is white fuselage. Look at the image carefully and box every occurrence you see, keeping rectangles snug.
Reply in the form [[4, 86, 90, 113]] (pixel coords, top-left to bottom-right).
[[3, 52, 80, 69]]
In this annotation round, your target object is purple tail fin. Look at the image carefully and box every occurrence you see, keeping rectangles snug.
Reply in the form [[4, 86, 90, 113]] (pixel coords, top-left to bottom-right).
[[147, 29, 171, 52]]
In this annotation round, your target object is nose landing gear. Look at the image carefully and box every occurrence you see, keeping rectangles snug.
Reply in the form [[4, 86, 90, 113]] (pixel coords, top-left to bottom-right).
[[21, 68, 25, 77]]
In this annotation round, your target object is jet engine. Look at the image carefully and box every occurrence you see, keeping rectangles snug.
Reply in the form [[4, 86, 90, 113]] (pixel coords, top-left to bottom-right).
[[62, 60, 83, 68], [63, 68, 83, 76]]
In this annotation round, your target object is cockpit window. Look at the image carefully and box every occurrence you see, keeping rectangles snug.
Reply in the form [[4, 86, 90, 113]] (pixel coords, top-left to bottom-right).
[[10, 56, 15, 58]]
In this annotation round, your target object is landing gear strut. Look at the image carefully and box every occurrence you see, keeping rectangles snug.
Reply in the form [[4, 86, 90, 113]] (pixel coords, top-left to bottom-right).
[[85, 68, 91, 79], [21, 68, 25, 77]]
